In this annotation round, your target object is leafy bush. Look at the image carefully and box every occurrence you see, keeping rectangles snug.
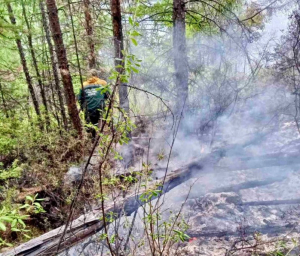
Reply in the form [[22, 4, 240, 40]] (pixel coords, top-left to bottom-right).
[[0, 193, 46, 248], [0, 160, 22, 181], [0, 206, 30, 247], [19, 194, 45, 214]]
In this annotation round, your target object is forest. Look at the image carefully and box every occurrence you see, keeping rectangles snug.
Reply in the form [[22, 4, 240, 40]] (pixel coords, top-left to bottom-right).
[[1, 0, 300, 255]]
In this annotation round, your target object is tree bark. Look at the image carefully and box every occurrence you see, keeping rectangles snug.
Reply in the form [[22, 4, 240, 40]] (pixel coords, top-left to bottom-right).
[[0, 83, 9, 118], [173, 0, 189, 112], [83, 0, 96, 69], [7, 3, 41, 118], [40, 0, 68, 130], [46, 0, 82, 136], [22, 0, 50, 126], [67, 0, 83, 87], [110, 0, 129, 113]]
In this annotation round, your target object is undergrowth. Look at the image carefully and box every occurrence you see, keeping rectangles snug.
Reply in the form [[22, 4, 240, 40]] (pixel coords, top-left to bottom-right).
[[0, 113, 90, 249]]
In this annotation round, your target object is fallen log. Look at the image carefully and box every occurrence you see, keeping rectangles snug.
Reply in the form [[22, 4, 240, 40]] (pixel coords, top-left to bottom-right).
[[187, 223, 297, 238], [1, 151, 222, 256], [211, 176, 287, 194], [218, 152, 300, 171], [188, 177, 287, 200], [240, 198, 300, 207]]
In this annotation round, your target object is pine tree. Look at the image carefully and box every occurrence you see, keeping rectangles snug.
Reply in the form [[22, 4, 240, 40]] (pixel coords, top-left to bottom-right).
[[46, 0, 82, 135]]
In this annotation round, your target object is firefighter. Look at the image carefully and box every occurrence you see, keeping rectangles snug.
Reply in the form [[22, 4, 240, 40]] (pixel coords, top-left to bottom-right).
[[78, 69, 109, 137]]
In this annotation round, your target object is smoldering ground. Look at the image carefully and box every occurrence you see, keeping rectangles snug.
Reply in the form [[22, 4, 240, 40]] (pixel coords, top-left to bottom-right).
[[60, 10, 300, 255], [59, 47, 300, 256]]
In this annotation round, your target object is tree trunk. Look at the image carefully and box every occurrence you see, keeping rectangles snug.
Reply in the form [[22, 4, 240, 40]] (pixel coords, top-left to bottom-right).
[[67, 0, 83, 86], [110, 0, 129, 113], [46, 0, 82, 136], [173, 0, 188, 112], [42, 41, 61, 127], [7, 3, 41, 118], [83, 0, 96, 69], [0, 83, 9, 118], [22, 0, 50, 126], [40, 0, 68, 130]]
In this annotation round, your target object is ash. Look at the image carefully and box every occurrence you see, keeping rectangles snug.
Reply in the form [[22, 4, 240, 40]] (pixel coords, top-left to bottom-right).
[[61, 89, 300, 256]]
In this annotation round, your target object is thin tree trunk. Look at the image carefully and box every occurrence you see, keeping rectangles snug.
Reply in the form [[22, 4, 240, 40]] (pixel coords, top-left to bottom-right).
[[40, 0, 68, 130], [22, 0, 50, 127], [0, 83, 9, 118], [41, 16, 61, 128], [7, 3, 41, 118], [46, 0, 82, 136], [43, 47, 61, 128], [83, 0, 96, 69], [67, 0, 83, 86], [173, 0, 188, 111], [110, 0, 129, 113]]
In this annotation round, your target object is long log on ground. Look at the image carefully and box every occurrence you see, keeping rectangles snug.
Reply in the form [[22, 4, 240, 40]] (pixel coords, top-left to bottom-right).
[[211, 176, 287, 193], [240, 199, 300, 207], [187, 223, 297, 238], [189, 177, 287, 200], [219, 152, 300, 171]]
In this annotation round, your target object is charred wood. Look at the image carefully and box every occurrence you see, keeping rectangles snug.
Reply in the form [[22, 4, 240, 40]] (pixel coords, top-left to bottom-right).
[[187, 223, 297, 238], [240, 199, 300, 207], [211, 177, 286, 194]]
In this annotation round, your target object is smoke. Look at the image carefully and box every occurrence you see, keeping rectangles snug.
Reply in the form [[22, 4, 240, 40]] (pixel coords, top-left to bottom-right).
[[112, 22, 300, 250], [111, 22, 300, 215], [61, 7, 300, 256]]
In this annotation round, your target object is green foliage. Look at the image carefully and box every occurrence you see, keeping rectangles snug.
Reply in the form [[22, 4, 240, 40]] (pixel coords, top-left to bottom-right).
[[19, 193, 45, 214], [0, 160, 22, 181], [0, 116, 23, 156], [0, 112, 85, 181], [157, 150, 165, 161], [0, 205, 30, 246], [240, 2, 266, 29], [269, 239, 299, 256], [173, 229, 190, 242], [140, 188, 162, 202], [128, 16, 141, 46], [134, 0, 240, 34], [0, 190, 45, 248], [123, 174, 138, 183]]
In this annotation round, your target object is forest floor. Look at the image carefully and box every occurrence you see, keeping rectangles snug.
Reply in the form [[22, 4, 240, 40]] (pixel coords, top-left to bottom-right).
[[59, 119, 300, 255], [3, 116, 300, 255]]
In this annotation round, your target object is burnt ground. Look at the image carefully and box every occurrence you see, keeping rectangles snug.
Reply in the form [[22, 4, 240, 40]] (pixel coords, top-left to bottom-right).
[[4, 113, 300, 256], [56, 119, 300, 256]]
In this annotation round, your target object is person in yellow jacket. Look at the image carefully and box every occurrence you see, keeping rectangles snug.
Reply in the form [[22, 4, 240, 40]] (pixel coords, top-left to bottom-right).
[[78, 69, 109, 136]]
